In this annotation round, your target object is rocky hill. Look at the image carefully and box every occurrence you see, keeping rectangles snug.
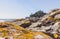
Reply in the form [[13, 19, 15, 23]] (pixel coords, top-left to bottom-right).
[[0, 9, 60, 39]]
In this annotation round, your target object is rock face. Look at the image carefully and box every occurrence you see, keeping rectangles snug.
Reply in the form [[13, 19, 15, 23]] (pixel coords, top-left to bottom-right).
[[26, 9, 60, 39], [8, 9, 60, 39], [27, 9, 60, 31], [0, 9, 60, 39]]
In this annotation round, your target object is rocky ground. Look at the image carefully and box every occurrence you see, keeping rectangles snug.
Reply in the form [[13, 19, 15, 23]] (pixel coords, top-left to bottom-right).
[[0, 9, 60, 39]]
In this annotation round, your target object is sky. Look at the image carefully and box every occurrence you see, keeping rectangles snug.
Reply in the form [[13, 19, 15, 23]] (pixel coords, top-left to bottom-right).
[[0, 0, 60, 19]]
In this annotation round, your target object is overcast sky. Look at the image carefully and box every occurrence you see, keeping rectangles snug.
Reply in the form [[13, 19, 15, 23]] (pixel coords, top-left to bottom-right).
[[0, 0, 60, 19]]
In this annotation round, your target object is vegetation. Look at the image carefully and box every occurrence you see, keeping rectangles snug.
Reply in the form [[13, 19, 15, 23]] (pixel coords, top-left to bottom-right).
[[30, 10, 46, 17]]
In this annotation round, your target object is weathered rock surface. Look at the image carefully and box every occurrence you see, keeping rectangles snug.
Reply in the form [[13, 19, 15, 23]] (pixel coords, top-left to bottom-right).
[[0, 9, 60, 39]]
